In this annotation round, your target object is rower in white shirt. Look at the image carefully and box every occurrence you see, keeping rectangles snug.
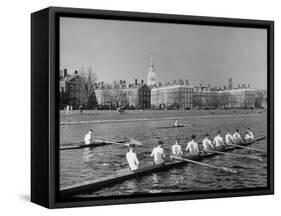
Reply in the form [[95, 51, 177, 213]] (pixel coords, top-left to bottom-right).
[[225, 130, 234, 145], [245, 128, 254, 142], [213, 130, 225, 150], [186, 135, 200, 156], [202, 133, 214, 152], [172, 138, 183, 156], [84, 129, 93, 145], [151, 141, 166, 165], [126, 143, 139, 170], [233, 129, 243, 144]]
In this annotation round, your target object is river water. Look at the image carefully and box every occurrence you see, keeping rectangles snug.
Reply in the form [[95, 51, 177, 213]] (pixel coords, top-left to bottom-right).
[[60, 112, 267, 198]]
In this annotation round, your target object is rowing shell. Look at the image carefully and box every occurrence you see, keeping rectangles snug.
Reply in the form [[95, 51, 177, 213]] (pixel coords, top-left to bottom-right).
[[60, 140, 129, 151], [60, 136, 265, 198], [156, 125, 186, 129]]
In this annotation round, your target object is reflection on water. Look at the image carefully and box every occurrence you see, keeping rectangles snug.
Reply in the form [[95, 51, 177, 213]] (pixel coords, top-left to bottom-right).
[[60, 113, 267, 198]]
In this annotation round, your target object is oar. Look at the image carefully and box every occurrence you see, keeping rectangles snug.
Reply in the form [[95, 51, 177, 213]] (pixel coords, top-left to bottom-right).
[[207, 149, 263, 162], [227, 143, 266, 153], [99, 139, 143, 147], [170, 155, 237, 173]]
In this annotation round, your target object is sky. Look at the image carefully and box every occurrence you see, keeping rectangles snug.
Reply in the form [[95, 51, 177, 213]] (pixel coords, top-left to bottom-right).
[[60, 17, 267, 90]]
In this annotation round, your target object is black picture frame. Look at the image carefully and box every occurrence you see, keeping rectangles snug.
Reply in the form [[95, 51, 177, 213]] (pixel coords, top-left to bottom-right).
[[31, 6, 274, 209]]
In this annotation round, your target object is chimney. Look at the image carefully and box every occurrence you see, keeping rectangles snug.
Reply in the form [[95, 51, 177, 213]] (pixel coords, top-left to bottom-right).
[[120, 80, 122, 85], [63, 69, 67, 78], [123, 80, 126, 84], [186, 80, 189, 86], [74, 70, 78, 75], [248, 83, 250, 88], [141, 80, 144, 84], [135, 79, 138, 85], [238, 84, 241, 88]]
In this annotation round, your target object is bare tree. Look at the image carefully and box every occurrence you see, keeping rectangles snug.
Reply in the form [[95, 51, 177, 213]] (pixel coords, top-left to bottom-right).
[[220, 92, 229, 109], [84, 67, 98, 108], [192, 94, 203, 108]]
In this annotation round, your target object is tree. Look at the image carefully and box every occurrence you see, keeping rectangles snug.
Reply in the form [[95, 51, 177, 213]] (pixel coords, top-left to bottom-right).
[[84, 67, 98, 108], [206, 95, 220, 108], [219, 92, 229, 108], [255, 91, 264, 108], [192, 94, 203, 108]]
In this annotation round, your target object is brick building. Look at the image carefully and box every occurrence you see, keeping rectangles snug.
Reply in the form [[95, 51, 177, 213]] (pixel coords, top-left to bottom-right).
[[94, 80, 151, 109], [59, 69, 87, 109], [151, 84, 194, 109]]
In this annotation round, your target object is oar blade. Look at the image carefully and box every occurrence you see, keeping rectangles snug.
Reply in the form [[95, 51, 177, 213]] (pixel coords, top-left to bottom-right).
[[128, 139, 144, 146]]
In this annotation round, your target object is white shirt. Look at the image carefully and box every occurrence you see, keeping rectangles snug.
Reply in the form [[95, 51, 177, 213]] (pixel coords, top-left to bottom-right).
[[245, 131, 254, 141], [172, 144, 183, 156], [202, 138, 214, 150], [175, 121, 178, 127], [225, 133, 234, 144], [126, 151, 139, 170], [233, 132, 242, 143], [213, 135, 224, 147], [151, 146, 165, 164], [84, 133, 92, 145], [186, 140, 199, 154]]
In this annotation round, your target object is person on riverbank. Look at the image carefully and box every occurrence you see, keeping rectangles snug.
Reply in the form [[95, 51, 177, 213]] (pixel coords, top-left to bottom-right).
[[186, 135, 200, 156], [233, 129, 243, 144], [66, 105, 70, 115], [213, 130, 225, 150], [84, 129, 93, 145], [202, 133, 214, 152], [225, 130, 234, 145], [172, 138, 183, 156], [79, 104, 83, 114], [245, 128, 254, 142], [126, 143, 139, 171], [151, 141, 166, 165]]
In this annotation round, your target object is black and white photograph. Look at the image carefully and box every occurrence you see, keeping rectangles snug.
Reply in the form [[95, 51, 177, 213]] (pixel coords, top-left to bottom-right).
[[58, 16, 269, 201]]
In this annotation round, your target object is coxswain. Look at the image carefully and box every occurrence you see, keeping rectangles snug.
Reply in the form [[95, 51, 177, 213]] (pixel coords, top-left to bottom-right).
[[233, 129, 243, 144], [172, 138, 183, 156], [126, 143, 139, 170], [84, 129, 93, 145], [225, 130, 234, 145], [186, 135, 200, 156], [202, 133, 214, 152], [151, 141, 166, 165], [213, 130, 225, 150], [245, 128, 254, 142], [174, 120, 179, 127]]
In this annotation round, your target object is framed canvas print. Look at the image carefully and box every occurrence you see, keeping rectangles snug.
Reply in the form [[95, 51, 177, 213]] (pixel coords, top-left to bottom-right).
[[31, 7, 274, 208]]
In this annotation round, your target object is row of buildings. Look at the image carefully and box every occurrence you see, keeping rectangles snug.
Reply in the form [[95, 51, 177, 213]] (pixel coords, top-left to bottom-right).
[[59, 55, 267, 110]]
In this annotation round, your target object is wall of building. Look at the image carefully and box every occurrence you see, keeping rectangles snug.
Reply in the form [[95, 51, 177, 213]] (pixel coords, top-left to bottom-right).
[[151, 85, 194, 109]]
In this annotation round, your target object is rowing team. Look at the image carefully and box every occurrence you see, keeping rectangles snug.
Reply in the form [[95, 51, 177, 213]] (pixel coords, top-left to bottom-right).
[[126, 128, 254, 171]]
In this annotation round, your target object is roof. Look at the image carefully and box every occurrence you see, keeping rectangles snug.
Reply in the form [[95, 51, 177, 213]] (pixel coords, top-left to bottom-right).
[[60, 74, 83, 82]]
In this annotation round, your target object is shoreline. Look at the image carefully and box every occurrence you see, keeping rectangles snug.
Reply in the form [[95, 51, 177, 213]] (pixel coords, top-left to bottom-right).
[[60, 112, 266, 125]]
